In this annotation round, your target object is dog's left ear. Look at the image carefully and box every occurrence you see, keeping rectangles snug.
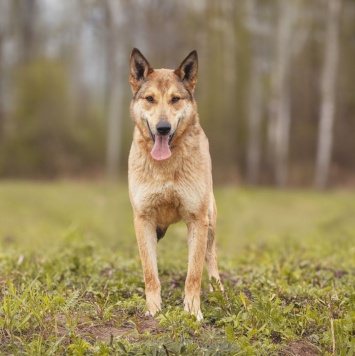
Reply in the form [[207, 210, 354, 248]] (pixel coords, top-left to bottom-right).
[[130, 48, 154, 94], [174, 50, 198, 93]]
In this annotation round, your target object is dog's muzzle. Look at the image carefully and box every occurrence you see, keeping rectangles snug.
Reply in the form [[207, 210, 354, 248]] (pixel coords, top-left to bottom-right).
[[146, 119, 180, 147]]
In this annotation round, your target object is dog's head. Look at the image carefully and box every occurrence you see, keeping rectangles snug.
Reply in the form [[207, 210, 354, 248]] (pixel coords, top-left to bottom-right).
[[129, 48, 198, 161]]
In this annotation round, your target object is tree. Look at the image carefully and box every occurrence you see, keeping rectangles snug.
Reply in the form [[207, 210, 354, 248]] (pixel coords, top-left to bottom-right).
[[245, 0, 270, 185], [0, 0, 13, 143], [314, 0, 342, 189], [104, 0, 125, 179], [16, 0, 38, 64], [246, 53, 264, 185], [268, 0, 299, 187]]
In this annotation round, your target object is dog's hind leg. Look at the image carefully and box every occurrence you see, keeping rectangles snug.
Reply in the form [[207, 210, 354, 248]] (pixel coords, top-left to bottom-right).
[[134, 216, 162, 317], [205, 198, 223, 292]]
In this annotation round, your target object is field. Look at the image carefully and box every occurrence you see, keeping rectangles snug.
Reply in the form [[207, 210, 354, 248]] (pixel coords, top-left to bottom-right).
[[0, 181, 354, 355]]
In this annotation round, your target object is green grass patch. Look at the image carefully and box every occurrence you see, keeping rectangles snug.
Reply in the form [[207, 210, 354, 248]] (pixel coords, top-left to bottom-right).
[[0, 181, 354, 355]]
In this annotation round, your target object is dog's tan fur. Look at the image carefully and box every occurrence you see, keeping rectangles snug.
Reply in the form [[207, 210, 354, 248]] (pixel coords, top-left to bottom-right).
[[128, 48, 222, 320]]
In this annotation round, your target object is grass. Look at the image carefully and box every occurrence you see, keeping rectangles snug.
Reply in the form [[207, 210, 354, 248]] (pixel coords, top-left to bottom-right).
[[0, 181, 354, 355]]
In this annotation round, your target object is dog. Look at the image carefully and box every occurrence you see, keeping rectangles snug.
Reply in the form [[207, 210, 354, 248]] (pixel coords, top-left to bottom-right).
[[128, 48, 222, 321]]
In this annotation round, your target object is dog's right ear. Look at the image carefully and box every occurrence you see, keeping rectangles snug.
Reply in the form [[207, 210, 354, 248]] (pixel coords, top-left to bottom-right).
[[130, 48, 153, 94]]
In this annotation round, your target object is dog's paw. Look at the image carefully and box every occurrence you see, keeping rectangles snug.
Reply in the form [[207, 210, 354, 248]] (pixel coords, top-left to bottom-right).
[[184, 297, 203, 321], [184, 307, 203, 321], [195, 309, 203, 321], [209, 277, 224, 292], [209, 283, 224, 293], [145, 310, 156, 318], [145, 294, 161, 318]]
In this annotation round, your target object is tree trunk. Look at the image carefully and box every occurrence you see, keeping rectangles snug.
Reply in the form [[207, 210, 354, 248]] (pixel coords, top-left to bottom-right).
[[247, 55, 263, 185], [17, 0, 37, 63], [104, 0, 124, 180], [268, 0, 298, 187], [71, 0, 86, 122], [0, 0, 11, 143], [245, 0, 267, 185], [314, 0, 341, 189], [0, 38, 3, 144], [220, 0, 238, 170]]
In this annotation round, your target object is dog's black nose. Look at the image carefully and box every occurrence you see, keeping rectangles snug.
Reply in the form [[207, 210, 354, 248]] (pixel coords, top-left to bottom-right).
[[156, 121, 171, 135]]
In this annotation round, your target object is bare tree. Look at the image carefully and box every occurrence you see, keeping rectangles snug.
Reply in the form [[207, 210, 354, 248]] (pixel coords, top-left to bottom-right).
[[245, 0, 270, 185], [70, 0, 87, 121], [220, 1, 237, 102], [0, 11, 5, 142], [0, 0, 12, 142], [268, 0, 299, 187], [314, 0, 342, 189], [246, 54, 263, 185], [104, 0, 125, 179], [16, 0, 38, 63]]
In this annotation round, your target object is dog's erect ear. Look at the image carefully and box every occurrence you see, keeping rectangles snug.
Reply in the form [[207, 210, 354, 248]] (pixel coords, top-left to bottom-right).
[[130, 48, 154, 94], [174, 50, 198, 93]]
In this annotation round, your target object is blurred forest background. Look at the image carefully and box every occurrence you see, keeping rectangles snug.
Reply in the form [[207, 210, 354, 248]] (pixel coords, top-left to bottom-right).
[[0, 0, 353, 188]]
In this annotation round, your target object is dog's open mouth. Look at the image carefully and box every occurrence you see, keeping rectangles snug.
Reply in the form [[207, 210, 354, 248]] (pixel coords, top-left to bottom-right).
[[151, 135, 173, 161], [146, 120, 178, 161]]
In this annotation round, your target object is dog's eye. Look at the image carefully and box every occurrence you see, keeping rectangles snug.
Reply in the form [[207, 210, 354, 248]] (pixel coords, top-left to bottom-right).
[[171, 96, 180, 104], [146, 96, 155, 103]]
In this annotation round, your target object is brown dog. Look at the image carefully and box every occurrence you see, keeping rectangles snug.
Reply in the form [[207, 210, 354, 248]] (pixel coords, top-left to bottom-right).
[[128, 48, 222, 320]]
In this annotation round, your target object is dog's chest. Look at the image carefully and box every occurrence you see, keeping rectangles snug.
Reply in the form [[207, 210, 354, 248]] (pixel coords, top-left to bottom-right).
[[130, 171, 205, 221]]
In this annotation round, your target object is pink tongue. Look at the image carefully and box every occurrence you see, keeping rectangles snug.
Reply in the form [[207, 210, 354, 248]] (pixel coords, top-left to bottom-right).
[[151, 135, 171, 160]]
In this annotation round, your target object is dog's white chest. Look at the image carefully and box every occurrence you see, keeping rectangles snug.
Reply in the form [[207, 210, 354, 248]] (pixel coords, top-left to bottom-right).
[[130, 174, 205, 220]]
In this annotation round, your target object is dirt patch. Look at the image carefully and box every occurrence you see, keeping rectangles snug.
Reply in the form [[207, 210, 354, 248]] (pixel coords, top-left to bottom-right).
[[219, 271, 241, 288], [81, 325, 130, 342], [279, 341, 319, 356], [135, 317, 161, 334], [53, 313, 162, 343]]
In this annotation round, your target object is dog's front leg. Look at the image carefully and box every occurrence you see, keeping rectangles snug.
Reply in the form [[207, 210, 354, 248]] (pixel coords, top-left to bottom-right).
[[134, 216, 161, 317], [184, 218, 208, 321]]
